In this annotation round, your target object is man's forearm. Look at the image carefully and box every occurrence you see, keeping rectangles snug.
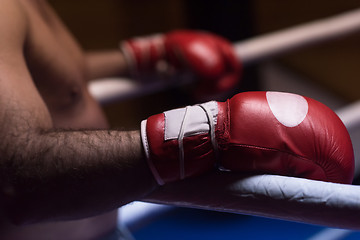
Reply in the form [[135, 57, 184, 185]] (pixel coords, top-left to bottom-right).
[[85, 50, 130, 80], [0, 129, 157, 224]]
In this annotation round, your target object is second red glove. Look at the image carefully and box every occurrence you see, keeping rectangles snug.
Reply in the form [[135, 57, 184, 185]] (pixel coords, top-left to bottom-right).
[[121, 30, 242, 100]]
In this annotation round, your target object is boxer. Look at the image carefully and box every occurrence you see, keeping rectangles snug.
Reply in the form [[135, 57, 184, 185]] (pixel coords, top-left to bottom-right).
[[0, 0, 353, 240]]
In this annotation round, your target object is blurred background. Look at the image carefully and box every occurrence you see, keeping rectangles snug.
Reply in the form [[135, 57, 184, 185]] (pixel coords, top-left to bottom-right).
[[47, 0, 360, 124], [47, 0, 360, 239]]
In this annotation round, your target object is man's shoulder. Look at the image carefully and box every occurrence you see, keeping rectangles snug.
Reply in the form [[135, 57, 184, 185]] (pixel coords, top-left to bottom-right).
[[0, 0, 26, 20], [0, 0, 27, 42], [0, 0, 27, 50]]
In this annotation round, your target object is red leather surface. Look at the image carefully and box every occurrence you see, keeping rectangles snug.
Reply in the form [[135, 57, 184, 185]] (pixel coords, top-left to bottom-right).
[[217, 92, 354, 184]]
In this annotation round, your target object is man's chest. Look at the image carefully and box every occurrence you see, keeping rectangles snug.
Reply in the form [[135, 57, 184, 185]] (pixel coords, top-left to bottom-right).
[[22, 0, 88, 111]]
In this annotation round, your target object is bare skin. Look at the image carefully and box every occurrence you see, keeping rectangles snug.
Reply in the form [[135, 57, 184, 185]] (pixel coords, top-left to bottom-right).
[[0, 0, 158, 239]]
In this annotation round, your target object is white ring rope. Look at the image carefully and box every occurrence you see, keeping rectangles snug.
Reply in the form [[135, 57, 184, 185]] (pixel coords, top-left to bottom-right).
[[235, 8, 360, 65], [144, 174, 360, 230]]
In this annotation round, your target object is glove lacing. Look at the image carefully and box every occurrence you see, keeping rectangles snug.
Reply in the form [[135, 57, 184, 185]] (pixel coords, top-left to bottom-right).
[[178, 104, 219, 179]]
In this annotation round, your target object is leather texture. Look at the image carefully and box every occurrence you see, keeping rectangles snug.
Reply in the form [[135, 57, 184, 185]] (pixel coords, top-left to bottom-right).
[[217, 91, 354, 184], [142, 91, 354, 185]]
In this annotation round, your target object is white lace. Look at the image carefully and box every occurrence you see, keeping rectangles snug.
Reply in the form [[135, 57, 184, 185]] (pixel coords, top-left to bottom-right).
[[178, 106, 190, 179], [177, 103, 218, 179], [199, 104, 219, 159]]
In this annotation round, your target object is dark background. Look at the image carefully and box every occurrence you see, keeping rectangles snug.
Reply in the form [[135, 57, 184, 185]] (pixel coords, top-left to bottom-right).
[[47, 0, 360, 128]]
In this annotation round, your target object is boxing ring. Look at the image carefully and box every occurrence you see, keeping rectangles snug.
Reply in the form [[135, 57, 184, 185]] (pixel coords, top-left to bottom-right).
[[89, 8, 360, 239]]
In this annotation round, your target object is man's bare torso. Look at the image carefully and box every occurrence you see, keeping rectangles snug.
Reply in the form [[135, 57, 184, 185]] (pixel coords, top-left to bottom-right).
[[0, 0, 118, 239]]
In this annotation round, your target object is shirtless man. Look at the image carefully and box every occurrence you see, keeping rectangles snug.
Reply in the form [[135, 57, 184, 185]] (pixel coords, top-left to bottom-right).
[[0, 0, 241, 239], [0, 0, 153, 239], [0, 0, 354, 239]]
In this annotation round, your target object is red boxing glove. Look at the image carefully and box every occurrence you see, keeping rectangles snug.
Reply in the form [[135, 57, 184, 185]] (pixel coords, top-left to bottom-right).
[[141, 91, 354, 185], [121, 30, 241, 99]]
